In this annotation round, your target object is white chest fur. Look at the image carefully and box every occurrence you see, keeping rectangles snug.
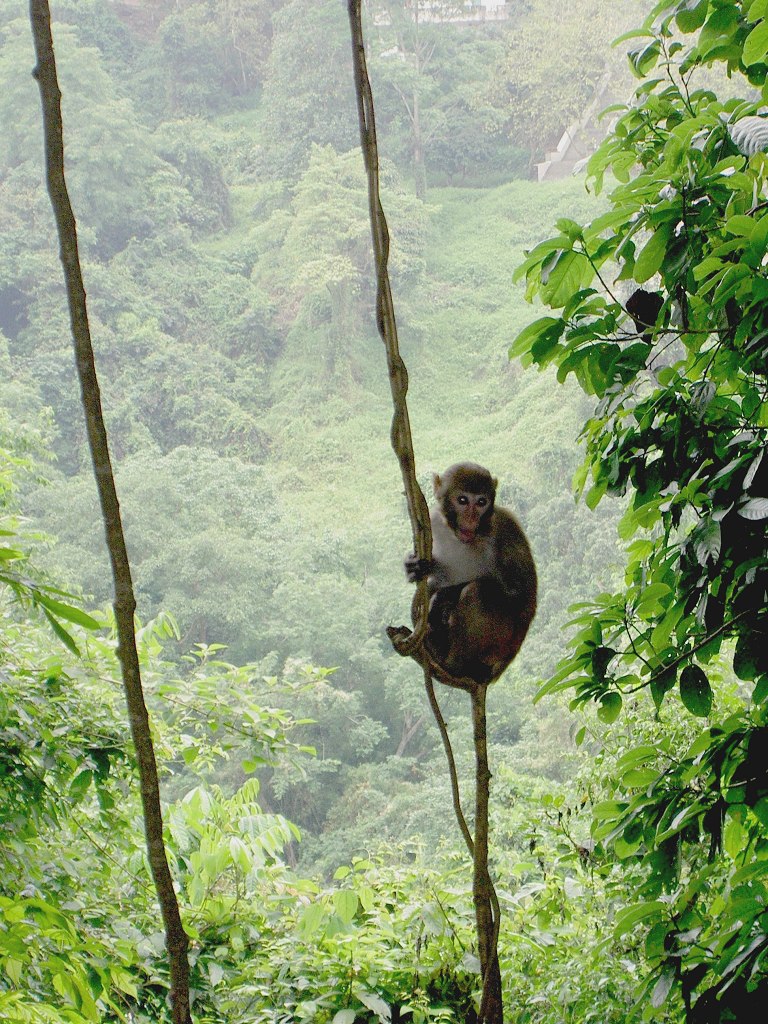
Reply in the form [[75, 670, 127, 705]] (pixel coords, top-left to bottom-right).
[[430, 511, 493, 587]]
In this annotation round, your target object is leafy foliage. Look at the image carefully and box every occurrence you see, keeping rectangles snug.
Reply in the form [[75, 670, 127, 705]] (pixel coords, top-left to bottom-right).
[[513, 1, 768, 1017]]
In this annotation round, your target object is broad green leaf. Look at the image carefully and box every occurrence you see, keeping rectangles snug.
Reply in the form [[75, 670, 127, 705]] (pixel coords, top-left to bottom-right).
[[614, 900, 665, 939], [3, 958, 23, 985], [698, 5, 740, 62], [651, 667, 677, 710], [356, 989, 392, 1021], [623, 767, 659, 788], [597, 691, 623, 723], [634, 226, 670, 283], [635, 582, 671, 619], [692, 518, 721, 565], [69, 769, 94, 798], [651, 963, 677, 1008], [743, 18, 768, 66], [680, 665, 713, 716], [616, 745, 661, 773], [333, 1012, 357, 1024], [555, 217, 584, 241], [677, 0, 708, 33], [725, 213, 757, 236], [333, 890, 358, 925], [733, 634, 763, 680], [208, 963, 224, 987], [723, 810, 747, 859], [749, 0, 768, 21], [298, 901, 326, 938], [651, 604, 685, 651], [753, 796, 768, 828], [712, 264, 751, 306], [540, 250, 592, 307], [509, 316, 564, 359], [738, 497, 768, 519], [629, 40, 662, 78]]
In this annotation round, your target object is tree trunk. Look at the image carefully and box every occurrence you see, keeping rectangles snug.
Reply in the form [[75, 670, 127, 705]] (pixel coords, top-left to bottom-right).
[[28, 5, 191, 1022]]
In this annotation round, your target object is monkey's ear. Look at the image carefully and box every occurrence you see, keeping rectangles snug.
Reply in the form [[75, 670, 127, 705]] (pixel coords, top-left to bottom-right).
[[432, 473, 442, 496], [492, 477, 498, 492]]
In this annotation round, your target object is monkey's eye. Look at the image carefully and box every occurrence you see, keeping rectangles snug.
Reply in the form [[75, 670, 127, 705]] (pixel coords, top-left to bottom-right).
[[457, 495, 469, 505], [477, 496, 488, 507]]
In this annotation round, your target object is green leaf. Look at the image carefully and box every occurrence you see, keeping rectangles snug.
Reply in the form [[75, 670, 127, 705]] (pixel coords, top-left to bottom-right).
[[723, 810, 747, 859], [651, 667, 677, 710], [298, 902, 326, 938], [42, 609, 81, 656], [629, 39, 662, 78], [509, 316, 564, 360], [540, 250, 592, 307], [333, 1012, 357, 1024], [36, 592, 101, 630], [733, 634, 765, 680], [677, 0, 708, 33], [743, 18, 768, 66], [356, 989, 392, 1021], [614, 900, 665, 939], [333, 890, 358, 925], [738, 497, 768, 519], [634, 226, 670, 283], [635, 582, 671, 619], [692, 518, 721, 565], [597, 691, 623, 723], [651, 962, 677, 1008], [749, 0, 768, 23], [69, 769, 94, 798], [680, 665, 713, 716]]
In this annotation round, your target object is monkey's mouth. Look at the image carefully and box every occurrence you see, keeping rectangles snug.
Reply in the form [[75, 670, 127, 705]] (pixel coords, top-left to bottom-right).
[[458, 528, 476, 543]]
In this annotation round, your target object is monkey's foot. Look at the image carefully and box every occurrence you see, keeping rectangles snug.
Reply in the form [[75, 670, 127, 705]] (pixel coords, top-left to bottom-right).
[[386, 624, 479, 692]]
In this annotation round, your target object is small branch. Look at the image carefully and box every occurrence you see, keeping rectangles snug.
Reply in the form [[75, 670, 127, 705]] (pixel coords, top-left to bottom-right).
[[423, 667, 474, 857], [622, 609, 752, 695]]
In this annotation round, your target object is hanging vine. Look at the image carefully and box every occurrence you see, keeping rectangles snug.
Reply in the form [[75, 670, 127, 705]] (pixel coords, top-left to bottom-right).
[[346, 4, 503, 1020]]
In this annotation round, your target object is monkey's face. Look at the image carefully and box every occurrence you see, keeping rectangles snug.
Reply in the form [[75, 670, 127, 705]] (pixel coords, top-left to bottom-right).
[[434, 463, 497, 544], [444, 489, 493, 544]]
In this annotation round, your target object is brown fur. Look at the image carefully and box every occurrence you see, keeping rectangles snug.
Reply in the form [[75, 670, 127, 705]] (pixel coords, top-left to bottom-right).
[[407, 463, 537, 683]]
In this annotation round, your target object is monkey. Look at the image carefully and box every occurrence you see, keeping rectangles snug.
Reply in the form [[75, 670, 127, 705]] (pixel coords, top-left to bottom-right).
[[626, 288, 664, 343], [404, 462, 537, 684]]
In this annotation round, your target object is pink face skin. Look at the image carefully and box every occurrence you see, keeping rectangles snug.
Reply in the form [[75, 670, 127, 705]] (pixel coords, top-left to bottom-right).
[[452, 492, 490, 543]]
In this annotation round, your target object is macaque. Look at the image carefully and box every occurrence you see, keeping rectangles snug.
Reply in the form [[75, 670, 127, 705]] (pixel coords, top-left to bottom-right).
[[405, 462, 537, 684], [626, 288, 664, 342]]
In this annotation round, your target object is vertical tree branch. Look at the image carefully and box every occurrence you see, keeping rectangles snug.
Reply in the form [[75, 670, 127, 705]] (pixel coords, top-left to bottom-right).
[[347, 0, 433, 651], [347, 5, 504, 1020], [28, 4, 191, 1022], [471, 684, 503, 1023]]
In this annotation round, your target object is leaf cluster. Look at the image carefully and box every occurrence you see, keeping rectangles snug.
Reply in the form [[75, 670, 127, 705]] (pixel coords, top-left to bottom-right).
[[512, 1, 768, 1016]]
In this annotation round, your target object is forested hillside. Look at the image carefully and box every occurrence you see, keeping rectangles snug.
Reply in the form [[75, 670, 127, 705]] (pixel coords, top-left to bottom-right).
[[2, 1, 767, 1022]]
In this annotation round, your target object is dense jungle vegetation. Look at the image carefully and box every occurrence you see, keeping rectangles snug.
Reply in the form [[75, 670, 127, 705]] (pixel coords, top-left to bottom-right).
[[1, 1, 767, 1022]]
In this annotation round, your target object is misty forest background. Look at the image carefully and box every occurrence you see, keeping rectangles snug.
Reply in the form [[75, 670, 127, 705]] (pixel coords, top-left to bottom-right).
[[2, 1, 767, 1023]]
